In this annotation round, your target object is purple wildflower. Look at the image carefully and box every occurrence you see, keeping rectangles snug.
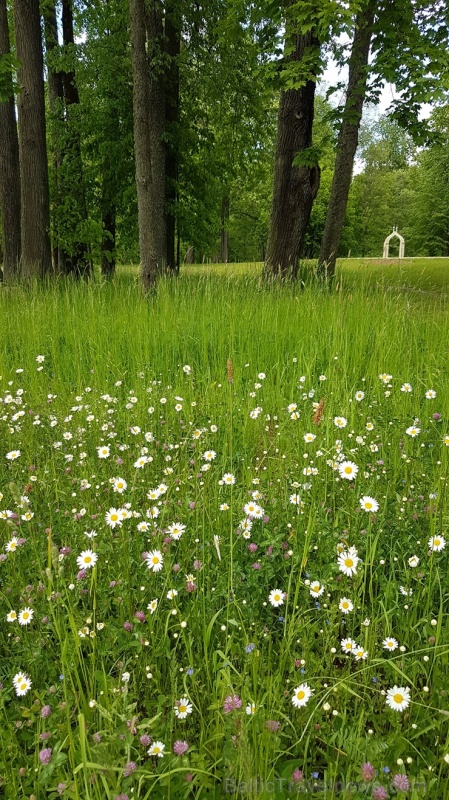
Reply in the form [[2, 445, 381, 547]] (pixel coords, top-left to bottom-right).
[[265, 720, 281, 733], [223, 694, 242, 714], [372, 788, 388, 800], [392, 774, 410, 792], [39, 748, 52, 765], [173, 740, 189, 756], [123, 761, 137, 777], [361, 762, 375, 781], [40, 705, 52, 718]]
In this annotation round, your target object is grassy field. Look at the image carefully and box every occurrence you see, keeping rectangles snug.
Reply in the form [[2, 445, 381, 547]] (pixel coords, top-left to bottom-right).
[[178, 257, 449, 293], [1, 263, 449, 798]]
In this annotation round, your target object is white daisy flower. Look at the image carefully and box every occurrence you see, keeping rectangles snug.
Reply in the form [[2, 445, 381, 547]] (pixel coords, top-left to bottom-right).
[[338, 461, 358, 480], [167, 522, 186, 541], [6, 450, 21, 460], [174, 698, 193, 719], [146, 550, 163, 572], [148, 741, 165, 757], [355, 391, 365, 401], [309, 581, 324, 598], [76, 550, 98, 570], [97, 446, 110, 458], [105, 508, 122, 528], [166, 589, 178, 600], [383, 637, 398, 651], [222, 473, 236, 485], [408, 555, 420, 567], [385, 685, 410, 712], [14, 673, 32, 696], [292, 683, 313, 708], [406, 426, 420, 437], [289, 493, 301, 505], [268, 589, 284, 608], [425, 389, 436, 399], [7, 610, 17, 622], [359, 496, 379, 513], [304, 433, 316, 442], [113, 477, 127, 493], [334, 417, 347, 429], [401, 383, 412, 393], [428, 535, 446, 552], [341, 638, 357, 654], [147, 599, 158, 614], [352, 646, 368, 661], [338, 549, 359, 577], [338, 598, 353, 614], [246, 702, 256, 715]]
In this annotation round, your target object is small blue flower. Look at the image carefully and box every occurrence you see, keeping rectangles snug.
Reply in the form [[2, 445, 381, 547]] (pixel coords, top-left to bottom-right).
[[187, 667, 194, 675], [59, 675, 64, 681], [312, 772, 319, 779], [245, 643, 256, 653], [383, 766, 390, 774], [278, 616, 285, 622]]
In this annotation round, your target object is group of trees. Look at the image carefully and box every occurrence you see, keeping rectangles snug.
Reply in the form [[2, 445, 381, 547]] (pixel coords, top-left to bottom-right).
[[0, 0, 448, 287]]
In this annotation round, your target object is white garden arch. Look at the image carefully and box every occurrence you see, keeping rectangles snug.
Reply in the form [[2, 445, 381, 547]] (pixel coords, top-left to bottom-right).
[[383, 227, 405, 258]]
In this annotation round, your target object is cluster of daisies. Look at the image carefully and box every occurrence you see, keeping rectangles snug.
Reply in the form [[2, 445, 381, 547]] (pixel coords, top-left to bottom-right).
[[1, 361, 448, 790]]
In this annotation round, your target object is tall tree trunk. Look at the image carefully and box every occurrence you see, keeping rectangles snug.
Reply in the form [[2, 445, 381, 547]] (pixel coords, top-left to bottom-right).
[[43, 3, 66, 275], [263, 27, 321, 280], [0, 0, 21, 282], [318, 1, 375, 279], [101, 200, 116, 278], [61, 0, 90, 279], [164, 1, 180, 273], [220, 194, 229, 263], [129, 0, 158, 289], [146, 0, 166, 270], [14, 0, 51, 279]]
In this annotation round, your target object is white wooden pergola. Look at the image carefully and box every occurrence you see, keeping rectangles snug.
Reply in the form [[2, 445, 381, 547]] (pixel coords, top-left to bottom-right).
[[383, 227, 405, 258]]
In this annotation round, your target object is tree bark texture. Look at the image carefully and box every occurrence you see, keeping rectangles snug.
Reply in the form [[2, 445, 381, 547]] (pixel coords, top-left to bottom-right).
[[318, 1, 375, 279], [14, 0, 51, 279], [61, 0, 91, 279], [43, 3, 66, 274], [146, 0, 166, 270], [129, 0, 159, 289], [263, 28, 320, 280], [164, 1, 180, 272], [0, 0, 21, 281]]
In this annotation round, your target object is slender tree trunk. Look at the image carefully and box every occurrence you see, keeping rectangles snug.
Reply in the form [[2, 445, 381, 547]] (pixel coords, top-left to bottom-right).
[[318, 1, 375, 279], [43, 3, 66, 275], [0, 0, 21, 282], [263, 27, 321, 280], [129, 0, 158, 289], [146, 0, 166, 270], [14, 0, 51, 279], [220, 194, 229, 263], [61, 0, 90, 279], [164, 1, 180, 273], [101, 203, 116, 278]]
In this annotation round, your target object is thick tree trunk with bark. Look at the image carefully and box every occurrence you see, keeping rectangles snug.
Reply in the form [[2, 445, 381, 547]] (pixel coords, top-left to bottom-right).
[[318, 2, 375, 279], [129, 0, 158, 289], [164, 1, 180, 273], [0, 0, 21, 282], [44, 3, 67, 275], [61, 0, 90, 279], [263, 29, 321, 280], [14, 0, 51, 279]]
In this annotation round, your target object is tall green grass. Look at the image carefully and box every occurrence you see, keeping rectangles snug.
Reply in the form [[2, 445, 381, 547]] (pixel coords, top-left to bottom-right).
[[1, 270, 449, 799]]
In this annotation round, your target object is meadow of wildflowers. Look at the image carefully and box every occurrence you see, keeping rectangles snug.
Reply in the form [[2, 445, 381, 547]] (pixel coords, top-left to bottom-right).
[[1, 272, 449, 798]]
